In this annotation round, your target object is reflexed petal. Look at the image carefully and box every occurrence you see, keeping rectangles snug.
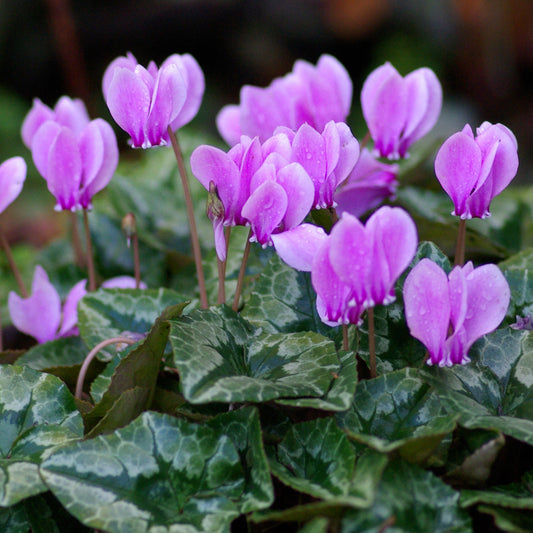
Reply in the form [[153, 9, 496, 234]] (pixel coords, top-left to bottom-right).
[[367, 206, 418, 305], [0, 157, 26, 214], [216, 105, 242, 147], [462, 264, 510, 349], [8, 265, 61, 343], [312, 239, 351, 325], [291, 123, 327, 190], [275, 162, 315, 229], [31, 121, 61, 178], [242, 179, 288, 245], [329, 212, 370, 304], [316, 54, 352, 120], [168, 53, 205, 129], [272, 223, 327, 271], [102, 276, 147, 289], [58, 279, 87, 337], [212, 217, 228, 262], [447, 265, 468, 334], [403, 258, 450, 365], [434, 131, 482, 217], [21, 99, 54, 148], [106, 67, 150, 147], [54, 96, 90, 136], [401, 68, 442, 154], [147, 63, 187, 145], [240, 85, 285, 142], [102, 52, 138, 98], [362, 63, 406, 157], [78, 119, 119, 208], [329, 121, 359, 185], [46, 128, 82, 210]]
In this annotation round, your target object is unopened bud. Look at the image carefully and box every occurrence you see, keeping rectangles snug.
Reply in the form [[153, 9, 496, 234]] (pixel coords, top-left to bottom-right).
[[206, 181, 225, 221], [121, 212, 137, 248]]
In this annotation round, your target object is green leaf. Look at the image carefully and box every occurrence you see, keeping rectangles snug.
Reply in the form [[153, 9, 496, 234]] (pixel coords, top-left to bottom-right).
[[337, 368, 457, 463], [268, 417, 357, 501], [77, 288, 189, 361], [0, 494, 61, 533], [276, 348, 357, 411], [0, 365, 83, 506], [242, 253, 339, 340], [169, 306, 342, 404], [340, 459, 472, 533], [41, 409, 270, 533], [500, 247, 533, 321], [420, 329, 533, 445], [83, 303, 188, 436], [476, 506, 533, 533]]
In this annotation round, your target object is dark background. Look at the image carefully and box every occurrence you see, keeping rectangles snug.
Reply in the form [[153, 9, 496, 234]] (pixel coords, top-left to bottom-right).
[[0, 0, 532, 242]]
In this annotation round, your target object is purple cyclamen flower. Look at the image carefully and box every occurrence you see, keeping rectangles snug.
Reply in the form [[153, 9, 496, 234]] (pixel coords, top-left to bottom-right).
[[361, 62, 442, 159], [21, 96, 89, 149], [216, 54, 352, 146], [192, 121, 357, 260], [22, 96, 119, 211], [310, 207, 418, 326], [334, 147, 398, 218], [102, 52, 205, 148], [0, 157, 26, 213], [8, 268, 147, 344], [434, 122, 518, 219], [271, 121, 359, 209], [403, 258, 510, 366]]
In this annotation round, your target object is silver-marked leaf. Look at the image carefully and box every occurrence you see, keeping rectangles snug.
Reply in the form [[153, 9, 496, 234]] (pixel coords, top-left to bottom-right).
[[41, 409, 267, 533], [243, 253, 339, 339], [205, 407, 273, 513], [169, 306, 341, 404], [77, 288, 190, 361], [276, 349, 357, 411], [0, 365, 82, 506], [500, 248, 533, 321], [420, 328, 533, 445], [252, 450, 388, 523], [477, 506, 533, 533], [340, 459, 472, 533], [16, 336, 88, 371], [268, 418, 357, 501], [337, 368, 457, 463]]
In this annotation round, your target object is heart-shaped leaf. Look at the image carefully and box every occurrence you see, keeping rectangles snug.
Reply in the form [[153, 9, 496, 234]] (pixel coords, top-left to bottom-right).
[[41, 408, 271, 533], [0, 365, 82, 506], [169, 306, 341, 404]]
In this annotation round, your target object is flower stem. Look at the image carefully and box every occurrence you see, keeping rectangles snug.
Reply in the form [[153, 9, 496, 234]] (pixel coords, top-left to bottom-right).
[[69, 211, 86, 268], [122, 213, 141, 289], [75, 336, 136, 400], [216, 226, 232, 305], [167, 126, 208, 309], [0, 231, 27, 297], [454, 218, 466, 267], [368, 307, 377, 378], [232, 229, 252, 312], [342, 324, 349, 351], [83, 209, 97, 291]]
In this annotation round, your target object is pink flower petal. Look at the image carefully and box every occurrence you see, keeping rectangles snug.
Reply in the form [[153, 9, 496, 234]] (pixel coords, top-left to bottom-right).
[[58, 279, 87, 337], [242, 179, 288, 245], [216, 105, 242, 146], [21, 99, 54, 148], [8, 265, 61, 343], [272, 223, 327, 272], [46, 127, 82, 210], [434, 131, 482, 218], [0, 157, 26, 214], [106, 67, 151, 147], [31, 121, 61, 179], [403, 258, 450, 365]]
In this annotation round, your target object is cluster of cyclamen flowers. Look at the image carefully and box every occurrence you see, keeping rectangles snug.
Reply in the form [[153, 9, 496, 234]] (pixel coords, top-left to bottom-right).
[[0, 50, 518, 370]]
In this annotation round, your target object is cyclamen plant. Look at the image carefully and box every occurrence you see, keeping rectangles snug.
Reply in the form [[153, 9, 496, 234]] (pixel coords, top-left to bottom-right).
[[0, 48, 526, 533]]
